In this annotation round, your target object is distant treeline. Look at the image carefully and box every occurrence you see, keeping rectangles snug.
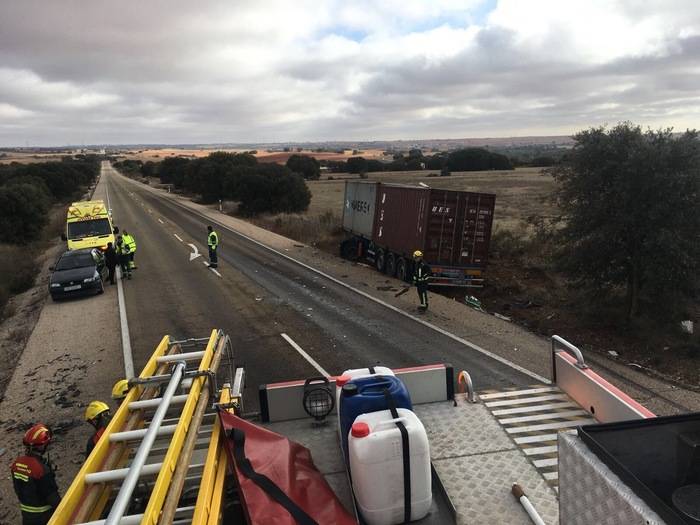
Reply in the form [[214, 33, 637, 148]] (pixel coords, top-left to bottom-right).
[[322, 147, 514, 174], [0, 156, 100, 244], [114, 152, 311, 216]]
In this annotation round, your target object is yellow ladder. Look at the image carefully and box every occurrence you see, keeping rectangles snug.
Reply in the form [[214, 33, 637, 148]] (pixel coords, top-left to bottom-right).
[[49, 330, 241, 525]]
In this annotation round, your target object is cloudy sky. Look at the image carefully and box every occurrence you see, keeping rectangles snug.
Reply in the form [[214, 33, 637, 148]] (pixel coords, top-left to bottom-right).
[[1, 0, 699, 146]]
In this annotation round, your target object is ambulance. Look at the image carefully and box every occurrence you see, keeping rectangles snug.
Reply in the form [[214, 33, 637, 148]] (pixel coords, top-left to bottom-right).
[[63, 200, 115, 251]]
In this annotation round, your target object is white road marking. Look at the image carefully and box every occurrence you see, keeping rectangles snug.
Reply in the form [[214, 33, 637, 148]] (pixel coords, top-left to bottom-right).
[[105, 172, 135, 379], [188, 243, 202, 261], [116, 267, 134, 378], [280, 333, 330, 377], [117, 171, 549, 384], [158, 218, 164, 224], [210, 268, 222, 278], [174, 234, 184, 243]]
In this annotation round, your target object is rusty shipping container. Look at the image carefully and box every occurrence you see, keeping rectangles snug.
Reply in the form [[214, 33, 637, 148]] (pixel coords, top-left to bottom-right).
[[341, 181, 495, 286]]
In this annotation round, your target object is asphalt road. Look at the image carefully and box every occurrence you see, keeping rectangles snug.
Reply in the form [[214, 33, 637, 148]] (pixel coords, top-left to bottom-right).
[[104, 164, 534, 409]]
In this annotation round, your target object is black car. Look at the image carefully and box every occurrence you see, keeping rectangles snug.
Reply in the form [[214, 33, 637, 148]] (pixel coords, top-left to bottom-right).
[[49, 249, 107, 300]]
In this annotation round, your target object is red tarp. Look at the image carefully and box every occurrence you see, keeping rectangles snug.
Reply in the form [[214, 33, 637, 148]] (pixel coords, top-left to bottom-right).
[[219, 411, 357, 525]]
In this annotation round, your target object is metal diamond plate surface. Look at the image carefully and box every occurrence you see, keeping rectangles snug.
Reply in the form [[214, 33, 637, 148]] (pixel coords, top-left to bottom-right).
[[415, 399, 516, 458], [264, 416, 345, 474], [433, 449, 560, 525], [558, 431, 666, 525]]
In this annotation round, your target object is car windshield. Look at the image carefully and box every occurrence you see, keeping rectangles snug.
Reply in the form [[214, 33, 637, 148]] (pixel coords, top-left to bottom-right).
[[67, 218, 111, 239], [56, 253, 95, 271]]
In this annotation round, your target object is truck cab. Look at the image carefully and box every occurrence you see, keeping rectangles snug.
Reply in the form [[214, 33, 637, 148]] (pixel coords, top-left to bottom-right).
[[64, 200, 115, 251]]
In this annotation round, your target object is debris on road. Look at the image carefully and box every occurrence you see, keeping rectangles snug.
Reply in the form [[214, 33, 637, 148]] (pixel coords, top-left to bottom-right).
[[608, 350, 619, 357], [493, 313, 511, 322], [465, 295, 484, 311]]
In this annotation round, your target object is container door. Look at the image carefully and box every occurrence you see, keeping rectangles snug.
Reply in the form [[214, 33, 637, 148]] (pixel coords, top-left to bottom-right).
[[342, 182, 378, 238], [424, 190, 460, 264], [458, 193, 495, 267], [372, 186, 427, 256]]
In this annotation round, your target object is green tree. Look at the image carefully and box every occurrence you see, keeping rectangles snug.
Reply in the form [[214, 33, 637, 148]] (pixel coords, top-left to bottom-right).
[[346, 156, 368, 174], [237, 164, 310, 215], [0, 182, 50, 244], [550, 123, 700, 320], [286, 154, 321, 180]]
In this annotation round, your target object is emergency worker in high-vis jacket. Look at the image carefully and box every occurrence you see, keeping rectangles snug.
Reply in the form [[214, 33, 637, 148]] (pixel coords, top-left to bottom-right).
[[121, 230, 137, 269], [412, 250, 431, 311], [10, 423, 60, 525], [207, 225, 219, 268]]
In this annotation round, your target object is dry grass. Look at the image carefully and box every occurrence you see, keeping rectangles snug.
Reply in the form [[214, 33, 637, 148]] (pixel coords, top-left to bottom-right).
[[250, 210, 344, 252]]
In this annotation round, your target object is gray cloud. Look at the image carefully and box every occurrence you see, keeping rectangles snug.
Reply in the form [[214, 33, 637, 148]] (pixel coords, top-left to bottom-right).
[[0, 0, 699, 146]]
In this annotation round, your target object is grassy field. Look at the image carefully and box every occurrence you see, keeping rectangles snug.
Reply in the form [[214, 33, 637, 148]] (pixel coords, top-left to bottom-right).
[[307, 167, 556, 231]]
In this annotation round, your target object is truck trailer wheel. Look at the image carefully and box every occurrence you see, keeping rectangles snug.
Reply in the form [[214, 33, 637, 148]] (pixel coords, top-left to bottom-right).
[[386, 253, 397, 276], [375, 249, 386, 273], [340, 239, 358, 261], [397, 258, 410, 282]]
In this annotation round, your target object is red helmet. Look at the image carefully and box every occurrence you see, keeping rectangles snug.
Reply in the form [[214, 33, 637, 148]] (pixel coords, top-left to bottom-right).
[[23, 423, 52, 447]]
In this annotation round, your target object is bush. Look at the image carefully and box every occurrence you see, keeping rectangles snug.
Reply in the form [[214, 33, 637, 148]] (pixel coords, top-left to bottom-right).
[[286, 154, 320, 180], [447, 148, 513, 171], [0, 183, 50, 244], [238, 165, 310, 216]]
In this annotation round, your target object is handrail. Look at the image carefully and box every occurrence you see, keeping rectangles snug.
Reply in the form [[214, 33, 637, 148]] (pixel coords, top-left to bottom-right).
[[105, 360, 187, 524], [457, 370, 477, 403], [551, 335, 587, 369]]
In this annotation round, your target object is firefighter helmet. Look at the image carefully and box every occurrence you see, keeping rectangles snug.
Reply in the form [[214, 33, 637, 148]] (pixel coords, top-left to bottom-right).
[[85, 401, 110, 422], [413, 250, 423, 258], [23, 423, 52, 447], [111, 379, 129, 400]]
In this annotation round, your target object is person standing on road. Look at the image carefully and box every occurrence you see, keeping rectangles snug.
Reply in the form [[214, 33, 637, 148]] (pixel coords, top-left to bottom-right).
[[10, 423, 61, 525], [116, 236, 132, 280], [412, 250, 431, 312], [104, 242, 118, 285], [84, 401, 111, 458], [207, 225, 219, 268], [121, 230, 137, 270]]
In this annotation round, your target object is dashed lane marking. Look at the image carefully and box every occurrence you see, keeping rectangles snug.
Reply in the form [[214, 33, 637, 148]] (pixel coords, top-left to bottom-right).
[[281, 333, 330, 377], [158, 218, 164, 224], [174, 234, 184, 243]]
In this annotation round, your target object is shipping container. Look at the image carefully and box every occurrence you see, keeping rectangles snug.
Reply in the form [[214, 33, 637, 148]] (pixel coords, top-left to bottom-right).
[[340, 181, 496, 287]]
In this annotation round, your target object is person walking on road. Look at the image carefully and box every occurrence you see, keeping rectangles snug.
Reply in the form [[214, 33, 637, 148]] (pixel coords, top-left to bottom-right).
[[84, 401, 111, 458], [121, 230, 137, 270], [207, 225, 219, 268], [412, 250, 431, 312], [104, 242, 118, 285], [10, 423, 61, 525], [116, 236, 132, 280]]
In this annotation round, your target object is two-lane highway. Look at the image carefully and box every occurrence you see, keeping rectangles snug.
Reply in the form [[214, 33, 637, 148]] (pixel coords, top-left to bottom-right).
[[104, 163, 536, 409]]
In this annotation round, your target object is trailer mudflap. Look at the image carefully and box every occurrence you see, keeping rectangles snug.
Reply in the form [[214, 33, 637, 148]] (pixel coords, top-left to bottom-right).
[[219, 410, 358, 525]]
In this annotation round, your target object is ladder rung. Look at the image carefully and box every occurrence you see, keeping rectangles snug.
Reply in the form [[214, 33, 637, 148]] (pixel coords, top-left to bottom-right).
[[78, 506, 195, 525], [128, 394, 189, 410], [109, 425, 177, 443], [156, 351, 205, 363], [84, 462, 163, 484]]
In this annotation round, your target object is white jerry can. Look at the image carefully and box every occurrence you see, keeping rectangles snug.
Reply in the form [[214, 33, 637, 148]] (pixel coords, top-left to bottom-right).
[[335, 366, 395, 446], [349, 408, 431, 525]]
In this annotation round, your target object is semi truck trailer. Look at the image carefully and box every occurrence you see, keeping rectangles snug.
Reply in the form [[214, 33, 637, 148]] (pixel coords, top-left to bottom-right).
[[340, 181, 496, 287]]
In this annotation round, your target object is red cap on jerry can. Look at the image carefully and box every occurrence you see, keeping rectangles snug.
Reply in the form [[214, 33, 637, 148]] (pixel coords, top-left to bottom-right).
[[351, 422, 370, 438]]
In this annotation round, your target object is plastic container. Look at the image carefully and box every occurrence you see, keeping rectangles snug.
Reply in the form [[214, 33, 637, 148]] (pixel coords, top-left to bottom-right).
[[339, 375, 412, 458], [335, 367, 395, 441], [349, 408, 432, 525]]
